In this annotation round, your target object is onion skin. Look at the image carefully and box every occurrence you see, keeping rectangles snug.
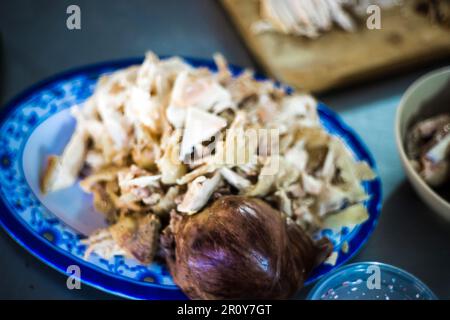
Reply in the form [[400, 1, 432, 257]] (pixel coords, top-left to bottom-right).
[[161, 195, 332, 299]]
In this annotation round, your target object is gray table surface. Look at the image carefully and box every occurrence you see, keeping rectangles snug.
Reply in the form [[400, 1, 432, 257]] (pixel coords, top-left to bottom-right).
[[0, 0, 449, 300]]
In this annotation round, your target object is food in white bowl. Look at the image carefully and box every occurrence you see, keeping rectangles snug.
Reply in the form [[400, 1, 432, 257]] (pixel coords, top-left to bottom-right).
[[40, 52, 375, 299], [396, 67, 450, 221], [406, 113, 450, 187]]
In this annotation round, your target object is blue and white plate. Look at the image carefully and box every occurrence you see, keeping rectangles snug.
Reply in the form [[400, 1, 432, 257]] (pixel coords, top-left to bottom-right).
[[0, 57, 382, 299]]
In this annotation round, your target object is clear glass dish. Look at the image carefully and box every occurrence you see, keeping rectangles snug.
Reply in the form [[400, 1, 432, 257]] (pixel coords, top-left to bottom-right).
[[307, 262, 437, 300]]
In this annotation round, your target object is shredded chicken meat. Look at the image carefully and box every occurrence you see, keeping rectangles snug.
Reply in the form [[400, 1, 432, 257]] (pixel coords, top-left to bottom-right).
[[41, 52, 376, 264], [252, 0, 403, 38]]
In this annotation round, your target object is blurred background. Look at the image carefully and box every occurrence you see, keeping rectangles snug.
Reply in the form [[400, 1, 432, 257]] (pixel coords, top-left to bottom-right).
[[0, 0, 449, 299]]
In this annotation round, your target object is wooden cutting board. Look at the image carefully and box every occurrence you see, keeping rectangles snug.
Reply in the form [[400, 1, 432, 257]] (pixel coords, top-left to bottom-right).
[[222, 0, 450, 93]]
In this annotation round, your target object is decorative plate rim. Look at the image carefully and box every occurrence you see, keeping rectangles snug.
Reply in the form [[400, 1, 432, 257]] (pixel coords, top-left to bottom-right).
[[0, 57, 382, 299]]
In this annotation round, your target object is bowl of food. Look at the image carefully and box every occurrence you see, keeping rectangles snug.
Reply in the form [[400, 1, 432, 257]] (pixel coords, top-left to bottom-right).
[[0, 53, 381, 299], [396, 67, 450, 221]]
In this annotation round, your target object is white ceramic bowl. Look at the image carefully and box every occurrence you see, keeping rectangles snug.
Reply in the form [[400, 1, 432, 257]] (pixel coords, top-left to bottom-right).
[[396, 67, 450, 221]]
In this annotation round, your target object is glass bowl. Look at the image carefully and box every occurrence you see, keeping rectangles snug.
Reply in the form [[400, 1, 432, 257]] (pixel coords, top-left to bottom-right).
[[307, 262, 437, 300]]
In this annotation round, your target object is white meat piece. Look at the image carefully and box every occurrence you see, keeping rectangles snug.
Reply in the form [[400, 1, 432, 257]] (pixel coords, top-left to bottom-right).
[[319, 146, 335, 181], [177, 172, 222, 214], [125, 87, 160, 134], [85, 150, 106, 171], [274, 94, 319, 131], [96, 90, 131, 149], [285, 140, 309, 172], [426, 134, 450, 164], [219, 167, 251, 191], [119, 175, 161, 189], [167, 71, 235, 127], [302, 173, 323, 195], [275, 189, 293, 217], [317, 184, 347, 216], [323, 203, 369, 229], [41, 127, 88, 193], [324, 0, 355, 32], [157, 129, 186, 185]]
